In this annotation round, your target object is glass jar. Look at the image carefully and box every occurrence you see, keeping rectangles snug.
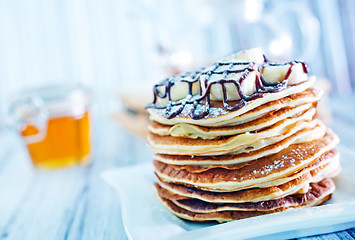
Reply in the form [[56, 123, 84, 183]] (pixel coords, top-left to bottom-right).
[[10, 85, 91, 169]]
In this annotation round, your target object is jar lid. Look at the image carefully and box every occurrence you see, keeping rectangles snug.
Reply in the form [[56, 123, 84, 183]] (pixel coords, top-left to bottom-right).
[[14, 84, 91, 117]]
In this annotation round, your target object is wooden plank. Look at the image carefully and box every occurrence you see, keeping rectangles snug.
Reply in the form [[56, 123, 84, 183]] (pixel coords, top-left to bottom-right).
[[65, 121, 151, 240], [0, 129, 87, 239], [0, 131, 38, 236], [0, 163, 87, 239]]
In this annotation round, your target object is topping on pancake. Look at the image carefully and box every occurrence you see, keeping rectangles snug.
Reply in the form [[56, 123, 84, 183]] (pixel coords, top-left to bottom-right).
[[146, 48, 309, 120]]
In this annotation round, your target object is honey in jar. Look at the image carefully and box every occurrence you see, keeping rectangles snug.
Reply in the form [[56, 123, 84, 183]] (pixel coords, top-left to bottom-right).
[[12, 85, 91, 169]]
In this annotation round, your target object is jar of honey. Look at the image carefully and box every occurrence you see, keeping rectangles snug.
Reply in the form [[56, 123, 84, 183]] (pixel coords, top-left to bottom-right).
[[10, 85, 91, 169]]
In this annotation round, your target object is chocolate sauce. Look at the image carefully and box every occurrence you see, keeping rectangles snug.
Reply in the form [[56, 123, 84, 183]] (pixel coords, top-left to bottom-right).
[[146, 60, 308, 120]]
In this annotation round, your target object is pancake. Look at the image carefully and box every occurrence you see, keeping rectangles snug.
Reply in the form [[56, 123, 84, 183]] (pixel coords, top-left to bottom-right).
[[149, 103, 316, 139], [148, 119, 324, 156], [251, 151, 339, 189], [154, 131, 339, 192], [148, 79, 317, 127], [153, 123, 326, 166], [158, 179, 332, 222], [157, 178, 335, 212], [156, 159, 340, 203], [155, 149, 339, 192]]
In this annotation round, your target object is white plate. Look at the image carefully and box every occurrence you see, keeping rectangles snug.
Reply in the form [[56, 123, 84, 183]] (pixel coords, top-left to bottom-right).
[[102, 145, 355, 240]]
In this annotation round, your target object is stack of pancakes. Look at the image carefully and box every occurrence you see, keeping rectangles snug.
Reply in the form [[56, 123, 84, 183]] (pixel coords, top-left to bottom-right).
[[146, 48, 340, 223]]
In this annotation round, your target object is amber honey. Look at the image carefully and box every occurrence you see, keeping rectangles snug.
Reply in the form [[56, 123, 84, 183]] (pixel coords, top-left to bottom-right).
[[21, 111, 91, 169], [11, 85, 91, 169]]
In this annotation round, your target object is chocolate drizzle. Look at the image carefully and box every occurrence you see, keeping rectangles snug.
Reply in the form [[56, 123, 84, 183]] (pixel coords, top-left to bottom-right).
[[146, 59, 309, 120], [262, 60, 309, 80]]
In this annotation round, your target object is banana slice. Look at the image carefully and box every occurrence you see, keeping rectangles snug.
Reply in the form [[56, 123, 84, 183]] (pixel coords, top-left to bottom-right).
[[223, 47, 265, 65], [153, 49, 309, 106], [155, 76, 200, 105], [261, 62, 308, 85], [200, 70, 258, 101]]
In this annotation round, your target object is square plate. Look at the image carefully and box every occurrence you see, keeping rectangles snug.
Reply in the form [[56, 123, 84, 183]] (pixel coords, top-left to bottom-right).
[[102, 145, 355, 240]]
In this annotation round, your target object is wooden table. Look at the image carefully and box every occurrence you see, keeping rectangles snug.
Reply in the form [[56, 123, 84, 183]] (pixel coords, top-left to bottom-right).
[[0, 94, 355, 240]]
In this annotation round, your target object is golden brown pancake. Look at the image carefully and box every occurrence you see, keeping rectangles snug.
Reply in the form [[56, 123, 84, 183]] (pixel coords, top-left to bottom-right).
[[154, 131, 339, 192], [157, 178, 333, 222], [149, 103, 316, 139], [155, 160, 339, 203], [156, 178, 335, 213], [153, 124, 326, 166], [148, 119, 325, 156], [148, 81, 317, 127]]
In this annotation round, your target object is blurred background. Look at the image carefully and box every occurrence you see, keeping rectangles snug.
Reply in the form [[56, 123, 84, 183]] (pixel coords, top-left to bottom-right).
[[0, 0, 354, 124], [0, 1, 354, 237]]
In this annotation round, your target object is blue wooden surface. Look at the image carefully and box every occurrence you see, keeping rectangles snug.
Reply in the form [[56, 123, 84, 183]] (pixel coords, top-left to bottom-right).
[[0, 94, 354, 240]]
